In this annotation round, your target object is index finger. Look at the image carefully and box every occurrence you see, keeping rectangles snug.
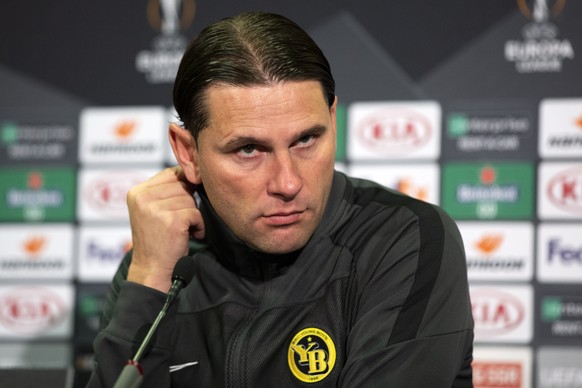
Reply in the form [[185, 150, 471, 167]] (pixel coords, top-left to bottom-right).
[[146, 166, 188, 185]]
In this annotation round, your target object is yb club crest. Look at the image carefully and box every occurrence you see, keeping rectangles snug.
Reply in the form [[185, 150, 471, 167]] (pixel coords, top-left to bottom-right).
[[288, 327, 336, 383]]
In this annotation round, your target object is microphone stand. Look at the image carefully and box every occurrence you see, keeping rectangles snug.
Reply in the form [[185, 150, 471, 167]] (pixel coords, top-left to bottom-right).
[[112, 256, 195, 388]]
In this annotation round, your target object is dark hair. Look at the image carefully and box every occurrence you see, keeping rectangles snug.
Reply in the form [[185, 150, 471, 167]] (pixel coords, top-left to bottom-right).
[[173, 11, 335, 140]]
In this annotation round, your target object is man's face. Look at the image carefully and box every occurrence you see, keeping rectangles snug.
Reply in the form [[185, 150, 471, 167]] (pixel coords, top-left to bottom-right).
[[192, 81, 337, 254]]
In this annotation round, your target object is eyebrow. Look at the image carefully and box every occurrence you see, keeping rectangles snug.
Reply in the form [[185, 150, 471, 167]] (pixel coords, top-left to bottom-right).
[[221, 124, 328, 151]]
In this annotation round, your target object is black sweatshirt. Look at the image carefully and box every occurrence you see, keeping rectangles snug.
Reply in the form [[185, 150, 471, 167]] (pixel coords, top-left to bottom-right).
[[87, 171, 474, 387]]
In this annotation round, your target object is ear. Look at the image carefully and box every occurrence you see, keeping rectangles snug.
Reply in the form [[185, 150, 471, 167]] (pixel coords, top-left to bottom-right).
[[168, 123, 202, 184], [330, 96, 338, 127], [330, 96, 338, 141]]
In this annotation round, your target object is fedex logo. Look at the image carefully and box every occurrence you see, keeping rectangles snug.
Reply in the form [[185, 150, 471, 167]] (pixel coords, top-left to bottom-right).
[[538, 224, 582, 283], [87, 240, 131, 262], [548, 239, 582, 264], [77, 225, 132, 282]]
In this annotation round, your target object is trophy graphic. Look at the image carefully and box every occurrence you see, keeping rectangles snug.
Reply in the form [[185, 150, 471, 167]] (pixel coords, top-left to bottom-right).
[[136, 0, 196, 83]]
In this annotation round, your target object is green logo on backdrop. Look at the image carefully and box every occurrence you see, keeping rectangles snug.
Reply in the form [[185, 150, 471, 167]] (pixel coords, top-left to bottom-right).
[[0, 168, 76, 222], [442, 162, 533, 219], [335, 104, 347, 162], [1, 122, 19, 144], [448, 114, 470, 137], [542, 298, 563, 321]]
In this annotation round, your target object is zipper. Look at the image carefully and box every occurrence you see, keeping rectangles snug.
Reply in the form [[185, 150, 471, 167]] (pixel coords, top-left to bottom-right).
[[224, 257, 274, 388], [224, 307, 258, 388]]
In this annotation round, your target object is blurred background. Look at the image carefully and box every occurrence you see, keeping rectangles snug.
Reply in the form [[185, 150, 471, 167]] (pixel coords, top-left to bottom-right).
[[1, 1, 581, 387]]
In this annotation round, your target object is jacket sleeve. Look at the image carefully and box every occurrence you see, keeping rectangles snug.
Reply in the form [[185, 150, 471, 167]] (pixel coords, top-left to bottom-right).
[[339, 202, 474, 387], [85, 254, 177, 388]]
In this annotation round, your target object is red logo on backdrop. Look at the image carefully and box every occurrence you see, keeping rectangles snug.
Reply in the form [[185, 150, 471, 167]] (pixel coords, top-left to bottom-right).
[[27, 171, 44, 190], [547, 166, 582, 214], [0, 288, 66, 334], [84, 173, 145, 216], [357, 109, 432, 154], [480, 166, 497, 185], [473, 362, 522, 388], [471, 289, 525, 336]]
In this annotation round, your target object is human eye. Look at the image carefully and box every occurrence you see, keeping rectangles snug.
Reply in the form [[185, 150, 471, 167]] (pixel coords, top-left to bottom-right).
[[236, 144, 261, 158], [293, 134, 317, 149], [292, 125, 326, 149]]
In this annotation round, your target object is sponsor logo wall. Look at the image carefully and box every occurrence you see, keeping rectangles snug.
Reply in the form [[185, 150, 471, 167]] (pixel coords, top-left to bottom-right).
[[344, 99, 582, 388], [1, 1, 582, 387]]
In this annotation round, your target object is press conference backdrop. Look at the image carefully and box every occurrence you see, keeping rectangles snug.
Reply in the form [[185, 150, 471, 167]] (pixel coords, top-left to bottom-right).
[[0, 1, 581, 387]]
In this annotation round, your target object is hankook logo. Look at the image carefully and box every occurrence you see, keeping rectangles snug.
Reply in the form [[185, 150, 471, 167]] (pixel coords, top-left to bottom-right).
[[113, 120, 137, 140], [539, 99, 582, 159], [23, 236, 46, 257], [475, 234, 504, 255], [288, 327, 336, 383]]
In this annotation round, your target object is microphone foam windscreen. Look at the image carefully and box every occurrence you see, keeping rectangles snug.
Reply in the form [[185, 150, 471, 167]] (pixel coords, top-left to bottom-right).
[[172, 256, 197, 286]]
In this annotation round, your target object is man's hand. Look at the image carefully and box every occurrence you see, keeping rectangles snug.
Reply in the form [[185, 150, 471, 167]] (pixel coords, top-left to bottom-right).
[[126, 166, 204, 293]]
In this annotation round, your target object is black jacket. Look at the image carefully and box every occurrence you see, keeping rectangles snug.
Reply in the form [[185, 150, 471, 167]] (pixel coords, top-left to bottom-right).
[[87, 171, 474, 387]]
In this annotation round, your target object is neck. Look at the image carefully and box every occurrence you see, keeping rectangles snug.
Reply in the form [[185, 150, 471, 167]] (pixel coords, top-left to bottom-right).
[[197, 189, 302, 280]]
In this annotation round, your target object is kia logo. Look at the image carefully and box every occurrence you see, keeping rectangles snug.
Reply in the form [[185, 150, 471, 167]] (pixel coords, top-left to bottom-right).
[[0, 288, 66, 334], [357, 109, 432, 154], [547, 166, 582, 214], [471, 289, 525, 335], [84, 172, 146, 215]]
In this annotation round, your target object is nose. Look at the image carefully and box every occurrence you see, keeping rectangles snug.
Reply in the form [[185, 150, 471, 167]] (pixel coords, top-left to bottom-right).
[[267, 152, 302, 200]]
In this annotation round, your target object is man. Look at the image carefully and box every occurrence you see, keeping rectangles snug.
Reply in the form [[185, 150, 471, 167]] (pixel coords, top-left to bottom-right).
[[88, 11, 473, 387]]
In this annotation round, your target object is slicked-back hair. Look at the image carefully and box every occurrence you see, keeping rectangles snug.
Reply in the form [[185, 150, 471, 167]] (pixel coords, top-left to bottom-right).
[[173, 11, 336, 140]]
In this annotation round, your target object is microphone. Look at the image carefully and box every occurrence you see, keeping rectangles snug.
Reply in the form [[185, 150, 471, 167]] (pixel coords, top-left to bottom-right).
[[113, 256, 196, 388]]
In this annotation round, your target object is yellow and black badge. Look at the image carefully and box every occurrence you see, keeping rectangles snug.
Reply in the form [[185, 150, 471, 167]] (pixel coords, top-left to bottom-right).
[[288, 327, 336, 383]]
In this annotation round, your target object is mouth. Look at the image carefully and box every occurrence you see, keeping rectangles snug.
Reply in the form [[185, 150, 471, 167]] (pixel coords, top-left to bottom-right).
[[262, 210, 305, 226]]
